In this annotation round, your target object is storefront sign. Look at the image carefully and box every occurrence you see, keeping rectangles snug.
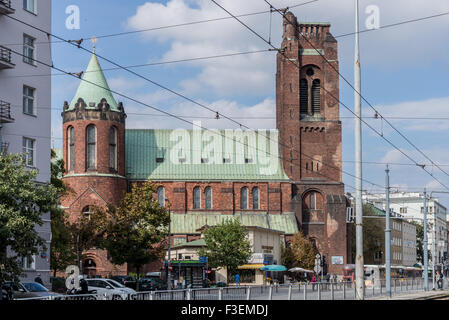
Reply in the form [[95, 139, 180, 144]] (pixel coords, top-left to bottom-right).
[[331, 256, 344, 265], [249, 253, 264, 264]]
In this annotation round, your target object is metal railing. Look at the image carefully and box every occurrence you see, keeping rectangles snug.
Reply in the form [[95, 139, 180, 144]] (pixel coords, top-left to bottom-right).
[[0, 100, 13, 122], [0, 46, 13, 65], [14, 279, 436, 301], [0, 0, 12, 9]]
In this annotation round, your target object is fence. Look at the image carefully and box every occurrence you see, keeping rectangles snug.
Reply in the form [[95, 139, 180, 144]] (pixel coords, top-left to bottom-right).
[[14, 278, 435, 301]]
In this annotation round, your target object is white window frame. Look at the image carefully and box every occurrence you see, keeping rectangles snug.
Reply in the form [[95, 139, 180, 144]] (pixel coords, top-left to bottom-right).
[[23, 85, 36, 115], [23, 0, 37, 14], [23, 34, 36, 65], [22, 255, 36, 270], [23, 137, 36, 167]]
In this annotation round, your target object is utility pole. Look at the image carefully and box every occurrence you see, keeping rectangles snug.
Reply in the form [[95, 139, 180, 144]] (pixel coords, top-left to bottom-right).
[[354, 0, 364, 300], [166, 198, 172, 290], [424, 189, 428, 291], [433, 213, 436, 290], [385, 165, 391, 297]]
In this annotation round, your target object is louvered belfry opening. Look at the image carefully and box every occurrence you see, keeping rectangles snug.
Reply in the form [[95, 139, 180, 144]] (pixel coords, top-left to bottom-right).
[[300, 78, 308, 114], [312, 79, 321, 115]]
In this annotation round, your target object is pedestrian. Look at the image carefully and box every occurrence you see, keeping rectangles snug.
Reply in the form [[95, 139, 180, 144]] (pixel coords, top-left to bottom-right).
[[439, 271, 444, 290], [235, 273, 240, 288], [79, 278, 88, 294], [311, 274, 316, 290], [332, 274, 338, 283], [34, 273, 44, 286]]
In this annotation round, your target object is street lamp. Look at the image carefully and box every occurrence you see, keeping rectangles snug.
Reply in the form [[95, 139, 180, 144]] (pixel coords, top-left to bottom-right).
[[165, 198, 172, 290]]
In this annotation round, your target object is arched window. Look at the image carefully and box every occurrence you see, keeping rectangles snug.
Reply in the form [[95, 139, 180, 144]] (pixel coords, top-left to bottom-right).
[[68, 126, 75, 171], [157, 187, 165, 207], [252, 187, 259, 210], [109, 127, 117, 171], [205, 187, 212, 210], [241, 187, 248, 210], [86, 125, 96, 170], [300, 79, 308, 114], [312, 79, 321, 114], [193, 187, 201, 209], [82, 206, 93, 220]]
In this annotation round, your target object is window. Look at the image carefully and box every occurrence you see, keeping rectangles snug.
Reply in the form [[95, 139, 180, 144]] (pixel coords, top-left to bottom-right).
[[23, 137, 35, 167], [68, 126, 75, 171], [311, 79, 321, 114], [23, 34, 36, 65], [300, 79, 308, 114], [22, 255, 35, 270], [109, 127, 117, 170], [23, 85, 35, 115], [86, 125, 96, 170], [252, 187, 259, 210], [310, 192, 316, 210], [23, 0, 36, 13], [241, 187, 248, 210], [193, 187, 201, 209], [82, 206, 93, 220], [205, 187, 212, 209], [157, 187, 165, 207]]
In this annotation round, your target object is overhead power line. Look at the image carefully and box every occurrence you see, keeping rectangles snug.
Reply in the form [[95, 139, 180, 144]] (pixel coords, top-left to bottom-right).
[[210, 0, 449, 192], [1, 0, 318, 46], [5, 13, 385, 191]]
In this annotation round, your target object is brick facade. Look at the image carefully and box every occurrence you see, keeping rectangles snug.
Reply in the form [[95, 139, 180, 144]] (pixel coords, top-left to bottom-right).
[[60, 12, 351, 277]]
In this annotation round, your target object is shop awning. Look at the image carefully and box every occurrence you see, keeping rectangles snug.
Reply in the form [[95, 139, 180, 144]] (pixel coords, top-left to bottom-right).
[[238, 264, 265, 270]]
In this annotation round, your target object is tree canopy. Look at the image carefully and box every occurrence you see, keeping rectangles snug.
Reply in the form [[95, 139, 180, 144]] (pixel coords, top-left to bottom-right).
[[284, 231, 318, 270], [0, 153, 57, 284], [198, 219, 252, 283]]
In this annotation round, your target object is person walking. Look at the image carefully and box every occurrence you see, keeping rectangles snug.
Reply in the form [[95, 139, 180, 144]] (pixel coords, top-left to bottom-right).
[[34, 273, 44, 286], [439, 271, 444, 290], [311, 274, 316, 291], [235, 273, 240, 288]]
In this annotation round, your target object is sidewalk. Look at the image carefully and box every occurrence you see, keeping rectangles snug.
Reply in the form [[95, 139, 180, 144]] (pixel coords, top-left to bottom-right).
[[367, 289, 449, 300]]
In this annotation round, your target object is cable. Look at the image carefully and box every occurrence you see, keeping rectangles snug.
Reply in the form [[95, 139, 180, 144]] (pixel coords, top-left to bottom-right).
[[211, 0, 449, 192], [4, 13, 385, 191], [8, 46, 381, 193], [266, 1, 449, 184], [2, 49, 273, 79], [1, 0, 318, 46]]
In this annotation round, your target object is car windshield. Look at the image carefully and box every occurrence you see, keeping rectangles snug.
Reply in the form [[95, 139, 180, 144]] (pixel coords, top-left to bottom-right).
[[22, 283, 48, 292], [106, 280, 125, 288]]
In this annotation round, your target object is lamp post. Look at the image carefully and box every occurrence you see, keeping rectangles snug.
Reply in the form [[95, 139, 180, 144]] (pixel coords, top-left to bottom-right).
[[166, 198, 172, 290]]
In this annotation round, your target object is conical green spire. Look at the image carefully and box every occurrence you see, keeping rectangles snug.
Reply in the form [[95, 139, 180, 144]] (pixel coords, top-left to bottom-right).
[[68, 54, 119, 111]]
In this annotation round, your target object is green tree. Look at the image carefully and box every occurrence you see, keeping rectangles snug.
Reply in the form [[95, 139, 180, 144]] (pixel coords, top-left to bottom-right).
[[288, 231, 318, 270], [280, 244, 296, 269], [0, 153, 57, 285], [101, 181, 170, 289], [49, 150, 77, 277], [198, 219, 252, 284], [351, 204, 385, 264], [411, 221, 424, 264]]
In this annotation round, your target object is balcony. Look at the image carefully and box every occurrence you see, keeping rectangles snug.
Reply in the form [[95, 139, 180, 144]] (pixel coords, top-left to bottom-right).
[[0, 46, 15, 69], [0, 0, 14, 15], [0, 100, 14, 123]]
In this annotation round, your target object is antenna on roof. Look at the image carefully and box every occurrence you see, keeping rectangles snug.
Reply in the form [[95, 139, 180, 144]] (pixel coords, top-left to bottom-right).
[[91, 37, 98, 53]]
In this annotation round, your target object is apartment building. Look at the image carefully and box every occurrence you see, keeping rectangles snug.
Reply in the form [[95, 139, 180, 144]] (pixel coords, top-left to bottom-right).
[[0, 0, 52, 285], [364, 192, 447, 270]]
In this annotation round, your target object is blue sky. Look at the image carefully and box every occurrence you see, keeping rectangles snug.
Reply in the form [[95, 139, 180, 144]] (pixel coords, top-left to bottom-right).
[[50, 0, 449, 203]]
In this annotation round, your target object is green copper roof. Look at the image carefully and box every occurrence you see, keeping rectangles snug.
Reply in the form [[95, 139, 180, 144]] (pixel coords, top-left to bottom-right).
[[172, 238, 206, 249], [125, 129, 290, 181], [68, 54, 119, 111], [170, 212, 298, 235]]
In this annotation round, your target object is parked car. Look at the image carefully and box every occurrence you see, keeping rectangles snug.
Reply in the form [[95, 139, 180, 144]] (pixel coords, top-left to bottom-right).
[[137, 278, 167, 291], [110, 275, 137, 290], [85, 278, 136, 300], [4, 282, 60, 299]]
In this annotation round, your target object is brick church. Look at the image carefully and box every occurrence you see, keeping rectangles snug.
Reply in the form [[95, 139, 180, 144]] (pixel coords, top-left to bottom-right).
[[60, 12, 352, 277]]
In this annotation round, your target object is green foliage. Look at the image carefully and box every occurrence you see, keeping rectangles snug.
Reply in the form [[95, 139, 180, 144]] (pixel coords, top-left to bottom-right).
[[101, 181, 170, 281], [288, 231, 318, 270], [49, 150, 77, 276], [0, 153, 57, 285], [198, 219, 252, 283], [411, 221, 424, 264], [280, 244, 296, 269]]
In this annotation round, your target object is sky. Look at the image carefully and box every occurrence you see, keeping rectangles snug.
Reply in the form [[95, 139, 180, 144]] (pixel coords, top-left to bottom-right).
[[48, 0, 449, 204]]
